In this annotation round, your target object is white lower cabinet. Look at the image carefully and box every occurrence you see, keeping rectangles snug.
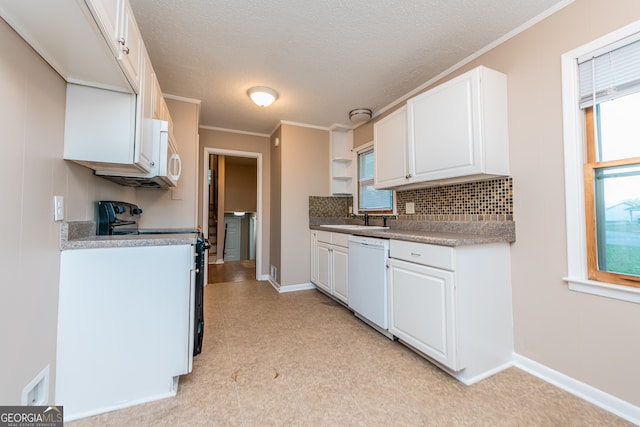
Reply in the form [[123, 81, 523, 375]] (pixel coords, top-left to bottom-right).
[[388, 240, 513, 385], [332, 244, 349, 302], [310, 230, 348, 304], [388, 258, 458, 370], [57, 245, 195, 420]]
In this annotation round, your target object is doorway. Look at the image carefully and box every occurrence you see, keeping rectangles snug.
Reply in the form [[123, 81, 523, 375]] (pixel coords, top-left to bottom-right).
[[202, 148, 263, 282]]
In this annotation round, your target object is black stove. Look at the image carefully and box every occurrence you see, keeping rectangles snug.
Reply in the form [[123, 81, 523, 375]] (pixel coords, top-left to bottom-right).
[[97, 201, 208, 356]]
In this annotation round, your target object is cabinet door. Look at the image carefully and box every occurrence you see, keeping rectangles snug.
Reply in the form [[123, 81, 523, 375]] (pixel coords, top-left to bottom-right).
[[374, 106, 408, 189], [388, 258, 460, 370], [86, 0, 123, 57], [118, 1, 143, 93], [153, 76, 167, 120], [310, 232, 318, 284], [316, 242, 332, 294], [408, 70, 481, 182], [332, 245, 349, 303], [135, 50, 154, 173]]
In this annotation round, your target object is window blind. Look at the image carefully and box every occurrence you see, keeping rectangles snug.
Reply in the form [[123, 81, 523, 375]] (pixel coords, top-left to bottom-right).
[[358, 149, 392, 211], [578, 34, 640, 108]]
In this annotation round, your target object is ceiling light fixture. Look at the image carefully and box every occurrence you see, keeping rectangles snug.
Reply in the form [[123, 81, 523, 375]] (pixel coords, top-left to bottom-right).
[[349, 108, 372, 123], [247, 86, 279, 107]]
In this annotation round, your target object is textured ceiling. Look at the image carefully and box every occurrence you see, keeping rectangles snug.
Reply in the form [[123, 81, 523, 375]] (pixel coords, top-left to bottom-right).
[[129, 0, 569, 135]]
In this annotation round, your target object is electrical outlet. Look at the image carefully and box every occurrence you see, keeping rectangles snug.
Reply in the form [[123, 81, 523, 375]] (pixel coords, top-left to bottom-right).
[[22, 365, 49, 406], [54, 196, 64, 221], [405, 202, 415, 214]]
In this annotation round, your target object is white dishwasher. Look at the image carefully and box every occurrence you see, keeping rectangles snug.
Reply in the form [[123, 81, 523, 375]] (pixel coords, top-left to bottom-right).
[[348, 235, 393, 339]]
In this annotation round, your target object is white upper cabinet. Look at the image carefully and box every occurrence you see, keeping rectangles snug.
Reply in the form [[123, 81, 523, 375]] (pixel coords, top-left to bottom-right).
[[117, 1, 143, 92], [64, 49, 155, 174], [374, 66, 509, 190], [0, 0, 130, 92], [136, 50, 155, 171], [407, 66, 509, 184], [1, 0, 175, 175], [64, 84, 142, 173], [85, 0, 122, 57], [374, 106, 408, 189], [86, 0, 143, 93]]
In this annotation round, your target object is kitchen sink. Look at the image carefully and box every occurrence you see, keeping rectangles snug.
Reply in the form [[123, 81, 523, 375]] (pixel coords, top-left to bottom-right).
[[318, 224, 389, 230]]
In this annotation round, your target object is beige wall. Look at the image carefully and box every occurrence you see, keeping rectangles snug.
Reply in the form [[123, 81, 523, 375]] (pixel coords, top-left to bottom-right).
[[0, 18, 135, 404], [199, 128, 271, 278], [354, 0, 640, 406], [137, 98, 200, 229], [270, 128, 282, 283], [224, 160, 257, 212], [279, 124, 330, 286]]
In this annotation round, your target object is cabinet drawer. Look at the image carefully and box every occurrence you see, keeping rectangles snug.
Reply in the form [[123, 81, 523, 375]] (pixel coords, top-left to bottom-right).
[[332, 232, 349, 248], [390, 240, 454, 271], [316, 230, 332, 244]]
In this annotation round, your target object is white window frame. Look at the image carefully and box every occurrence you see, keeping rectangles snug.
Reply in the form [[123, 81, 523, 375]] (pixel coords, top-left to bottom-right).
[[353, 141, 396, 215], [561, 21, 640, 304]]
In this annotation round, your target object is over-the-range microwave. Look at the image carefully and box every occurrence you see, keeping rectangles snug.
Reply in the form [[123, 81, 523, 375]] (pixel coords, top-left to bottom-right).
[[96, 120, 181, 188]]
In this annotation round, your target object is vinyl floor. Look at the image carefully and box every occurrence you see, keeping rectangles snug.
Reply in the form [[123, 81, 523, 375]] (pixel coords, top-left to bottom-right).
[[69, 267, 633, 426]]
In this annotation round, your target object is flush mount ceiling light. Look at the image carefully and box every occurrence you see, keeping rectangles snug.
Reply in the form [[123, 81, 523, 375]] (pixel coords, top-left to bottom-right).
[[247, 86, 279, 107], [349, 108, 372, 123]]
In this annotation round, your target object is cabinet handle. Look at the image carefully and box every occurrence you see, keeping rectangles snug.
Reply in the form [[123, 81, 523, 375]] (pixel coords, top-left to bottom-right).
[[123, 46, 130, 54], [405, 174, 412, 179], [118, 37, 126, 45], [410, 252, 421, 257]]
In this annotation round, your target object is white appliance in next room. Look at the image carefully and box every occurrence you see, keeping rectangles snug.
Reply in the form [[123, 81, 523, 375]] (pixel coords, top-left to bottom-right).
[[96, 120, 182, 188], [348, 235, 393, 339]]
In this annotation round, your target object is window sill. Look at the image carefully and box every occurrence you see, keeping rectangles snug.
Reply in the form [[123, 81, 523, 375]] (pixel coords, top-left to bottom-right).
[[563, 277, 640, 304]]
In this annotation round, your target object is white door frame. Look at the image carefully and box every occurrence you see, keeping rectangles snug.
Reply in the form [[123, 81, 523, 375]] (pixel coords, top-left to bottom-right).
[[202, 147, 263, 281]]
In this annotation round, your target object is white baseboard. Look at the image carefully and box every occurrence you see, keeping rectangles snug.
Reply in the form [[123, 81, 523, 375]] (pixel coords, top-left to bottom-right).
[[513, 353, 640, 426], [63, 388, 177, 422], [258, 274, 270, 281], [267, 277, 280, 291], [268, 280, 316, 293]]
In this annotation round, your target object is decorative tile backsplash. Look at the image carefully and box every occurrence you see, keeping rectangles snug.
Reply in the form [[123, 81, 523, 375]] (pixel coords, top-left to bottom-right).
[[396, 177, 513, 221], [309, 177, 513, 222], [309, 196, 353, 217]]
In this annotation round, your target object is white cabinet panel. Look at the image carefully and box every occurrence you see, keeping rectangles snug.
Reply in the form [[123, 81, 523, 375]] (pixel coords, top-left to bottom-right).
[[57, 245, 194, 419], [136, 50, 155, 172], [85, 0, 122, 57], [0, 0, 130, 91], [64, 84, 144, 173], [310, 230, 349, 303], [316, 241, 332, 294], [374, 66, 509, 190], [87, 0, 142, 93], [118, 1, 143, 92], [310, 231, 319, 284], [332, 244, 349, 303], [387, 240, 513, 385], [407, 66, 509, 184], [388, 258, 458, 370], [374, 106, 408, 189], [410, 76, 477, 178]]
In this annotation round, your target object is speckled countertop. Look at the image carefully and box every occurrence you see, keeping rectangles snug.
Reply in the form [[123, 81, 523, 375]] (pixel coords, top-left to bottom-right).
[[309, 218, 515, 247], [60, 221, 197, 250]]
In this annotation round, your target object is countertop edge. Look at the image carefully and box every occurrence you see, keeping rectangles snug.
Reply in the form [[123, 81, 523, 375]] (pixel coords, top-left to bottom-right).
[[309, 223, 515, 247], [61, 221, 197, 250]]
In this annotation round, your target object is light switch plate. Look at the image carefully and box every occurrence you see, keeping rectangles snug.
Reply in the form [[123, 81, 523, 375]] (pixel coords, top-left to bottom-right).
[[54, 196, 64, 221], [405, 202, 415, 214]]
